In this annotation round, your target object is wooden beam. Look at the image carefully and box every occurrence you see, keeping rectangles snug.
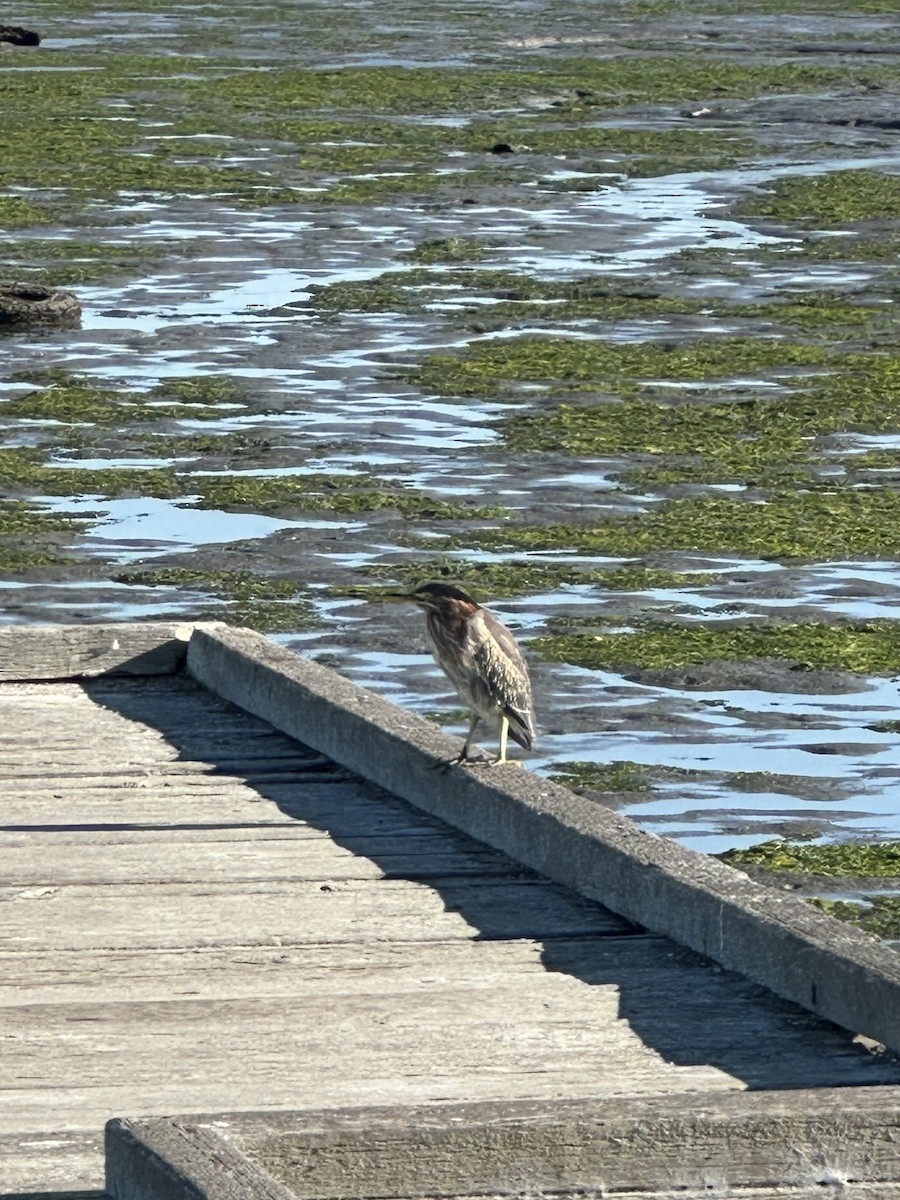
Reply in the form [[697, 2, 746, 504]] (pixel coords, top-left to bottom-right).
[[106, 1089, 900, 1199], [0, 622, 211, 681]]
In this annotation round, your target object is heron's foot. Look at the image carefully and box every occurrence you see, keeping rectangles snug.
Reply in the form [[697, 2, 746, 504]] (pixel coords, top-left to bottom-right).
[[463, 751, 501, 766], [428, 751, 483, 772], [445, 748, 494, 767]]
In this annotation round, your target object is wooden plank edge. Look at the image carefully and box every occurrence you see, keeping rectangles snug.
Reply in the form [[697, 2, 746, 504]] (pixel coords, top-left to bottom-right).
[[186, 624, 900, 1054], [108, 1089, 900, 1198], [0, 1193, 108, 1200], [0, 622, 222, 681], [104, 1118, 294, 1200]]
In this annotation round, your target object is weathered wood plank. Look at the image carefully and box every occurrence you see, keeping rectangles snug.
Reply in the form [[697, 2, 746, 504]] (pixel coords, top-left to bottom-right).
[[4, 661, 900, 1196], [0, 939, 572, 1004], [105, 1109, 900, 1200], [0, 837, 520, 885], [373, 1186, 900, 1200], [0, 783, 457, 837], [0, 622, 201, 680], [0, 1129, 106, 1195], [0, 824, 482, 848], [106, 1118, 294, 1200], [0, 754, 333, 775], [195, 1089, 900, 1198], [1, 936, 893, 1092], [0, 988, 745, 1136], [1, 774, 340, 794], [1, 876, 632, 951]]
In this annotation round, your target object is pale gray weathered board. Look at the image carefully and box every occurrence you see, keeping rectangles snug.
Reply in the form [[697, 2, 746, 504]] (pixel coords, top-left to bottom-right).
[[3, 627, 900, 1196], [0, 620, 197, 680]]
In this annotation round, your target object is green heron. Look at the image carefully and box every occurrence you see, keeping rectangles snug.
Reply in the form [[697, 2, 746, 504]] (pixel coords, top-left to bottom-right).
[[396, 581, 536, 765]]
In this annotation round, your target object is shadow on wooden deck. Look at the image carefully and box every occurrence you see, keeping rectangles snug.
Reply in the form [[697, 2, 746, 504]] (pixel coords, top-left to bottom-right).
[[84, 673, 900, 1095]]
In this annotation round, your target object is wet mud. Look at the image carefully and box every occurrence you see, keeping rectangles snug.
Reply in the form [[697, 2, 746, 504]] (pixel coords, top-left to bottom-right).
[[4, 0, 900, 856]]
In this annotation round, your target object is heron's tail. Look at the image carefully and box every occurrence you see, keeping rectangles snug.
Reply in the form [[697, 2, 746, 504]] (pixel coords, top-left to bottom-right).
[[504, 704, 535, 751]]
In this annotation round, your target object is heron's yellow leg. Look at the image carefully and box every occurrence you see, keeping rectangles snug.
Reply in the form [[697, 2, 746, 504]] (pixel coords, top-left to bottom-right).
[[497, 715, 510, 765], [457, 713, 480, 762]]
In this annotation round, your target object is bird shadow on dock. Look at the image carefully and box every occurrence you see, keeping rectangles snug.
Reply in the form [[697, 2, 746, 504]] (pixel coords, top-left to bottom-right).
[[85, 674, 900, 1095]]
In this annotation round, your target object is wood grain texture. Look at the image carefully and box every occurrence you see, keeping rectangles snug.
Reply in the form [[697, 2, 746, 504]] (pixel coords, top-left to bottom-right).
[[242, 1087, 900, 1197], [0, 1128, 106, 1196], [109, 1092, 900, 1200], [0, 622, 201, 680], [3, 671, 900, 1194]]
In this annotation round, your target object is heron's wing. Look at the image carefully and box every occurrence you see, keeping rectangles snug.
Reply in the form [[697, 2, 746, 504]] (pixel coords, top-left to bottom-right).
[[471, 609, 536, 750]]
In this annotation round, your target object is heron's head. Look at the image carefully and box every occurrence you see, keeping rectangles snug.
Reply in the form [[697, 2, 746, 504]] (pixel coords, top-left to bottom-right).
[[396, 581, 480, 614]]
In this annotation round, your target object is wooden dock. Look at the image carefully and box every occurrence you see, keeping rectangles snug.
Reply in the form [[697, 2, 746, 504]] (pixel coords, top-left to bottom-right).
[[3, 623, 900, 1199]]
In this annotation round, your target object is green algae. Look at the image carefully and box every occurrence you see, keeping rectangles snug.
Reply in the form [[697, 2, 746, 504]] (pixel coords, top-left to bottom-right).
[[195, 58, 844, 119], [601, 567, 721, 590], [714, 0, 896, 11], [729, 295, 893, 336], [5, 150, 298, 205], [411, 336, 838, 397], [546, 759, 817, 797], [402, 238, 489, 264], [532, 620, 900, 675], [472, 124, 755, 181], [548, 760, 654, 792], [0, 452, 183, 500], [500, 394, 821, 488], [719, 832, 900, 941], [502, 397, 810, 461], [296, 143, 433, 175], [0, 500, 86, 537], [154, 377, 249, 407], [0, 499, 87, 571], [312, 269, 709, 319], [0, 455, 500, 522], [775, 234, 900, 263], [472, 125, 754, 160], [333, 560, 719, 600], [309, 276, 428, 314], [807, 896, 900, 942], [0, 54, 286, 215], [194, 475, 506, 520], [312, 269, 887, 342], [321, 167, 519, 205], [2, 376, 250, 426], [621, 461, 819, 489], [284, 119, 753, 200], [0, 34, 851, 222], [719, 840, 900, 877], [141, 431, 277, 459], [453, 486, 900, 561], [0, 197, 53, 230], [0, 238, 161, 287], [113, 567, 300, 600], [112, 567, 317, 634], [480, 343, 900, 487], [0, 547, 78, 572], [744, 169, 900, 225], [602, 566, 716, 591]]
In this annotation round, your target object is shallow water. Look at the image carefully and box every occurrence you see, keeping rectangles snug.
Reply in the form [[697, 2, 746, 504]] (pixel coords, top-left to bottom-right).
[[5, 0, 900, 854]]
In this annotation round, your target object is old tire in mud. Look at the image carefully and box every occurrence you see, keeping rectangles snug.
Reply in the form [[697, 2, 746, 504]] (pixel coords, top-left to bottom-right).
[[0, 25, 40, 45], [0, 282, 82, 326]]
